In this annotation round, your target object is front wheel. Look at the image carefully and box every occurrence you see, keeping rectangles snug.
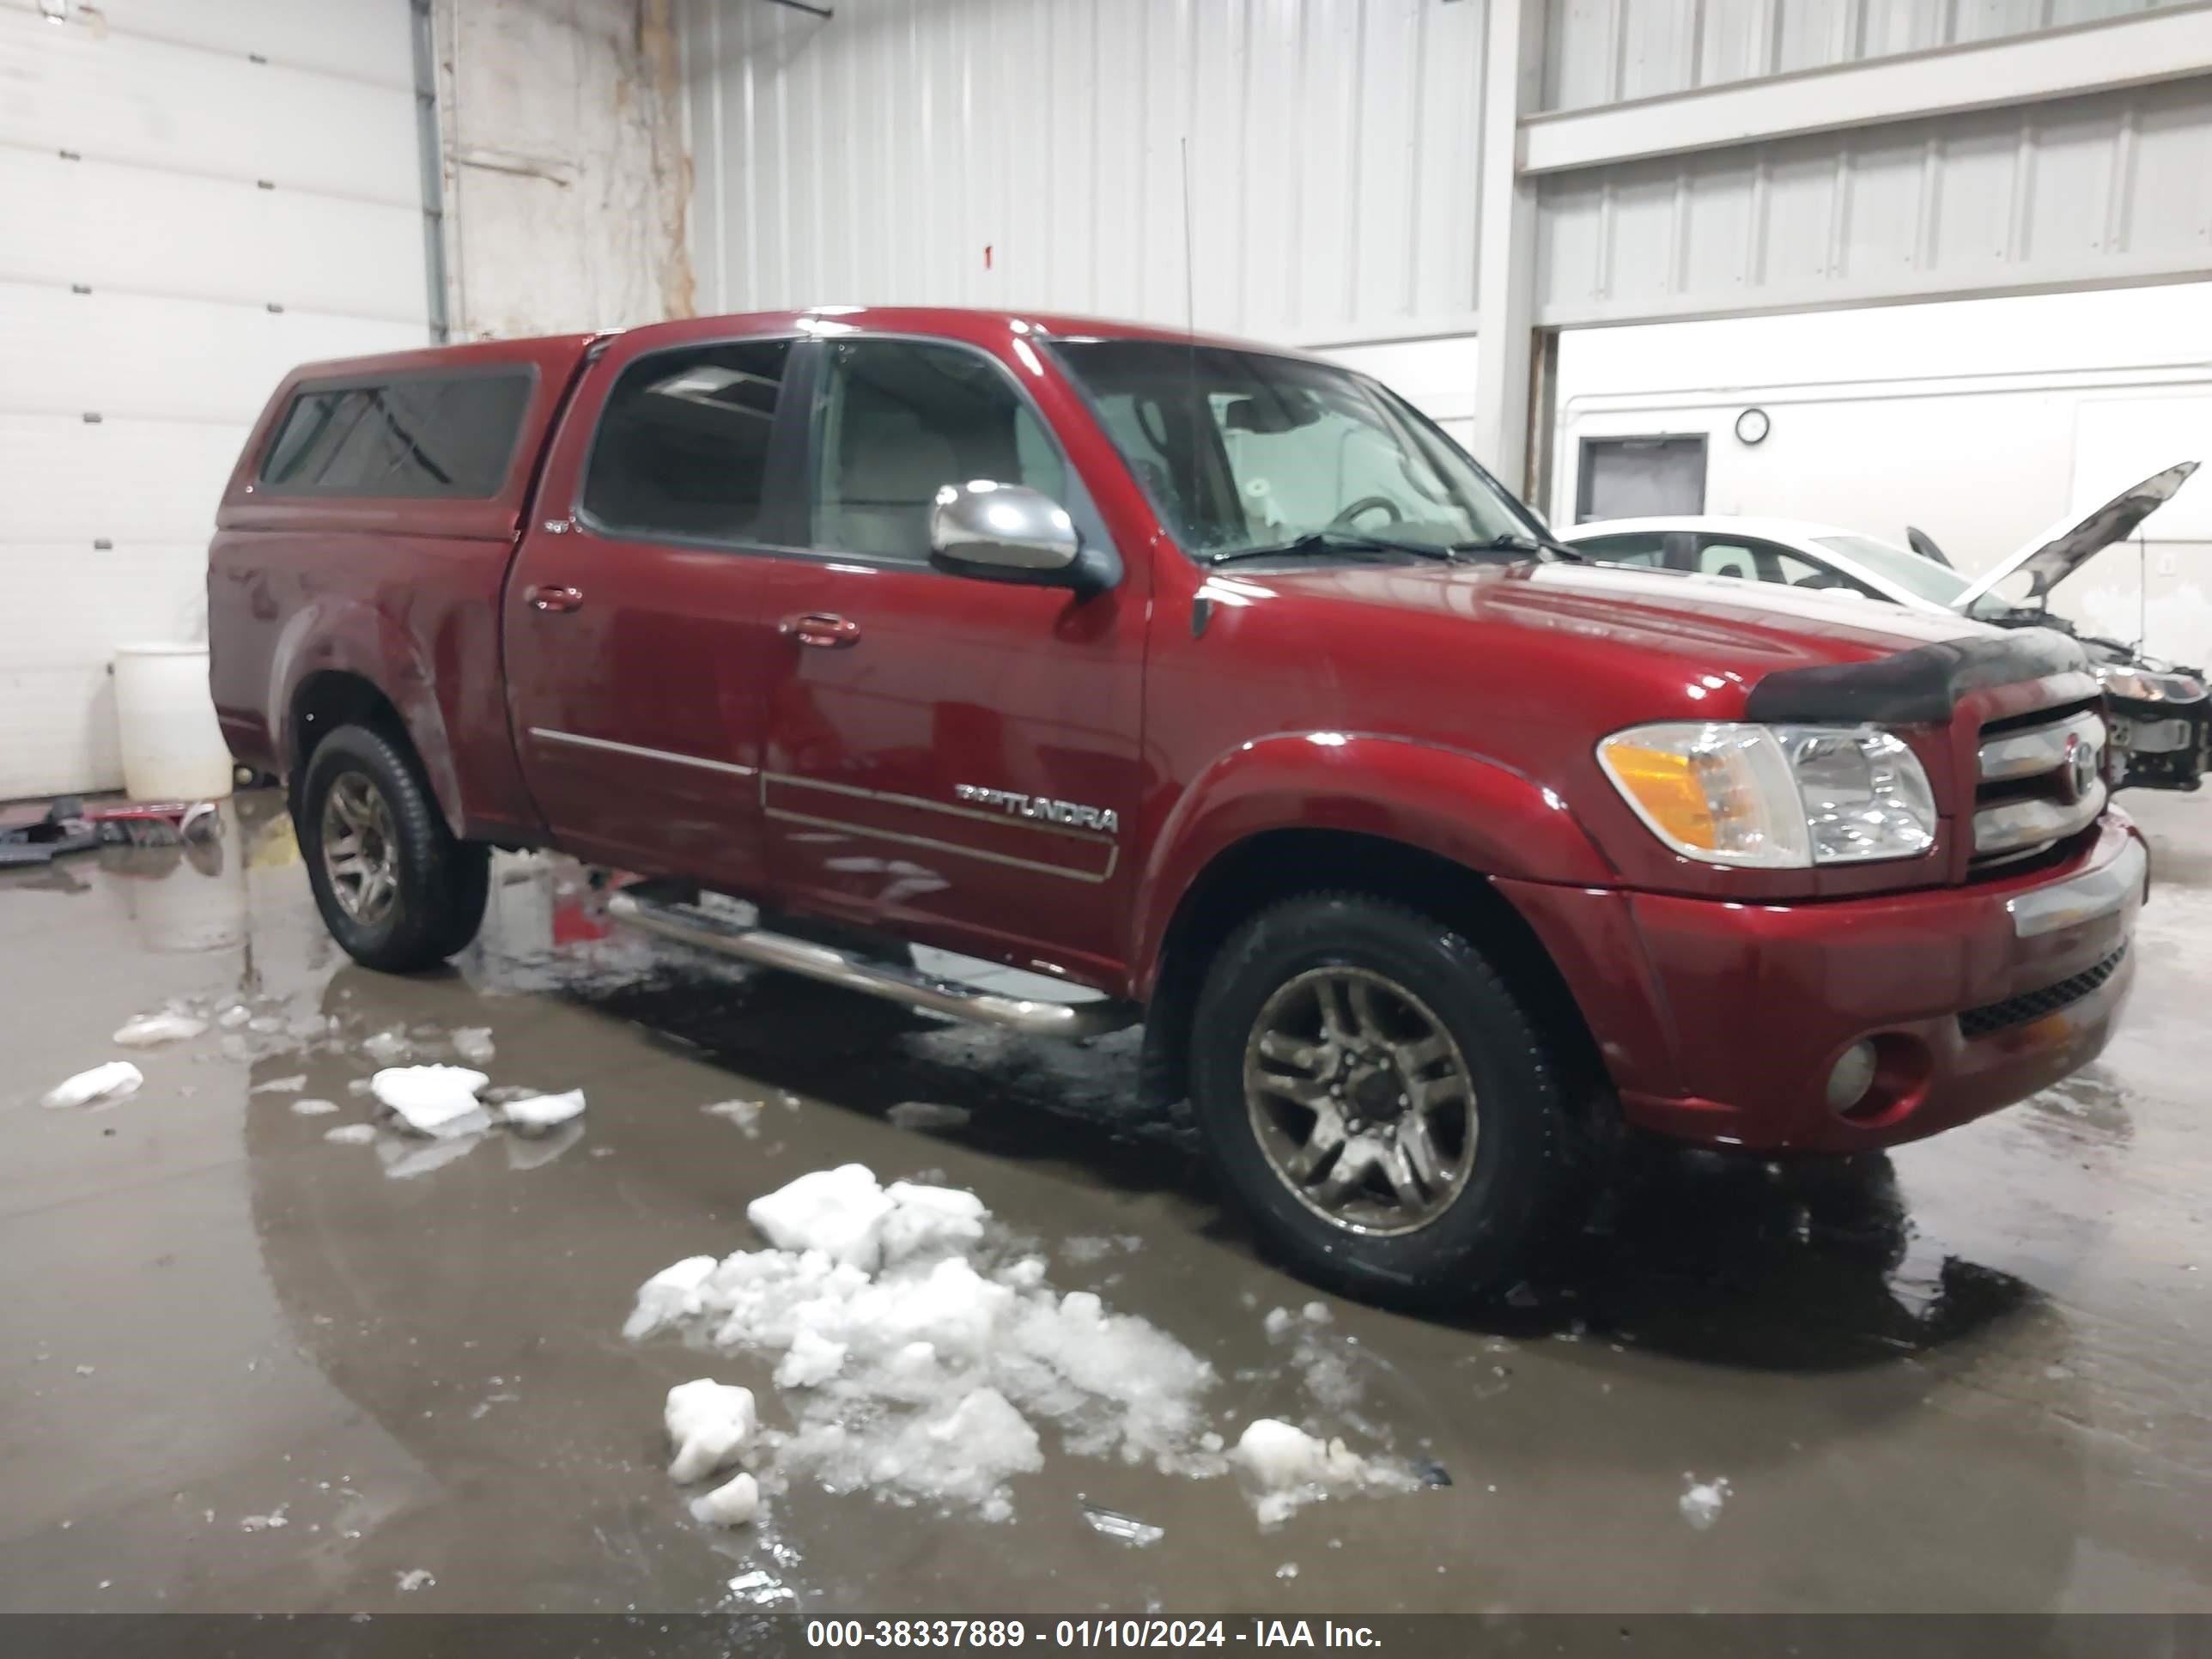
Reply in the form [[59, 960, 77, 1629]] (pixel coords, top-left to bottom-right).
[[1188, 893, 1586, 1305], [297, 725, 489, 973]]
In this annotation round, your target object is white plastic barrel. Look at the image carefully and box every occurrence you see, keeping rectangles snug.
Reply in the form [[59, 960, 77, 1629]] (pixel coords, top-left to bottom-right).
[[112, 643, 234, 801]]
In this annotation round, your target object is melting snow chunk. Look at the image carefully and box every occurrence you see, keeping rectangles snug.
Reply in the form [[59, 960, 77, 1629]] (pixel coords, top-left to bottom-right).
[[746, 1164, 896, 1270], [689, 1470, 760, 1528], [624, 1256, 720, 1340], [290, 1097, 339, 1116], [451, 1027, 495, 1064], [775, 1328, 849, 1389], [323, 1123, 376, 1146], [112, 1013, 207, 1048], [251, 1075, 307, 1095], [1679, 1474, 1729, 1530], [362, 1030, 412, 1065], [371, 1066, 489, 1136], [702, 1099, 763, 1135], [42, 1062, 143, 1110], [665, 1379, 757, 1483], [500, 1088, 586, 1133], [1230, 1419, 1414, 1525], [395, 1568, 435, 1593], [1080, 1501, 1164, 1547]]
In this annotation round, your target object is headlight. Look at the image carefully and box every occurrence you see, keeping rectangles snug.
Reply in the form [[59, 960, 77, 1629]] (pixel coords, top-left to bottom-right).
[[2095, 664, 2160, 702], [1597, 723, 1937, 868]]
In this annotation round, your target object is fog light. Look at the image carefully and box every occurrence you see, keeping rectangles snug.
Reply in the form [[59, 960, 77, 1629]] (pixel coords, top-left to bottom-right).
[[1826, 1041, 1878, 1114]]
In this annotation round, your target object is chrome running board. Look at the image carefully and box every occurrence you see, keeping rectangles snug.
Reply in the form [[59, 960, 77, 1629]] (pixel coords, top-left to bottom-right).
[[605, 886, 1139, 1039]]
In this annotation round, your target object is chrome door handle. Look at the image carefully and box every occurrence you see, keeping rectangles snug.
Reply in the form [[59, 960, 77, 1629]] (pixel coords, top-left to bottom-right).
[[526, 584, 584, 614], [780, 611, 860, 648]]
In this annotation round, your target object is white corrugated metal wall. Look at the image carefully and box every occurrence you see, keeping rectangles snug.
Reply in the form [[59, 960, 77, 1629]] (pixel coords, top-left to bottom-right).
[[1540, 0, 2199, 110], [1534, 76, 2212, 325], [678, 0, 1486, 345], [0, 0, 431, 799]]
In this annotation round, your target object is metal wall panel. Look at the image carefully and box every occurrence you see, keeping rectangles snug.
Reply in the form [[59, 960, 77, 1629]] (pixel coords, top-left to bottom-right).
[[1534, 77, 2212, 325], [0, 9, 418, 204], [57, 0, 416, 88], [0, 0, 427, 796], [1541, 0, 2196, 111], [681, 0, 1486, 343]]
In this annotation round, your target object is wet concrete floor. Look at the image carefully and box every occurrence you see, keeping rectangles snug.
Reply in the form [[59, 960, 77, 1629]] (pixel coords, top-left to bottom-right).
[[3, 790, 2209, 1614]]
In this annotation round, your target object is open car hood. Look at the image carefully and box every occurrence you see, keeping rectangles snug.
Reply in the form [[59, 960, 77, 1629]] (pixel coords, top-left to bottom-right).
[[1950, 461, 2198, 611]]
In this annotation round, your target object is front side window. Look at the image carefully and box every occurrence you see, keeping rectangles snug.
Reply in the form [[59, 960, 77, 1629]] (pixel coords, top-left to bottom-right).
[[810, 338, 1069, 562], [259, 371, 532, 498], [582, 338, 793, 542], [1052, 341, 1531, 560]]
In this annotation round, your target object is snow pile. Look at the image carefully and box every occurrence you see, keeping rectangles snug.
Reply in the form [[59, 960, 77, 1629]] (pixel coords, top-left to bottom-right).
[[112, 1013, 207, 1048], [370, 1066, 491, 1137], [42, 1062, 144, 1110], [1679, 1474, 1730, 1530], [627, 1164, 1222, 1522]]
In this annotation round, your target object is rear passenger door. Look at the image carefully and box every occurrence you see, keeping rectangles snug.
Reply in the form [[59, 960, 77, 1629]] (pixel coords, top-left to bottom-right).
[[503, 329, 803, 886]]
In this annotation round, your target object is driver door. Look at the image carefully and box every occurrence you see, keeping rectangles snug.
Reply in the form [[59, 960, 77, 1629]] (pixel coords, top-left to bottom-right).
[[750, 335, 1148, 985]]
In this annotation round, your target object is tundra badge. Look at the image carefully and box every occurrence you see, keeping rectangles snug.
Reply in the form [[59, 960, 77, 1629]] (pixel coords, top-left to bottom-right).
[[955, 784, 1119, 836]]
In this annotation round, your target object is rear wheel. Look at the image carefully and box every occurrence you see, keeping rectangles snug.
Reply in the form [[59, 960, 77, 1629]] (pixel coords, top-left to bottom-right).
[[1189, 892, 1585, 1305], [297, 724, 489, 973]]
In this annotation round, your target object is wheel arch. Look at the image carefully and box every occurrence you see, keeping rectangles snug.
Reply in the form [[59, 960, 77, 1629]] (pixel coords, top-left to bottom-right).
[[271, 602, 466, 839], [1135, 822, 1611, 1122]]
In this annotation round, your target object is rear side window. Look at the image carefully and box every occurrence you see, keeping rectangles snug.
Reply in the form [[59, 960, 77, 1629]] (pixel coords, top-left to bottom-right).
[[581, 339, 793, 542], [258, 371, 532, 498]]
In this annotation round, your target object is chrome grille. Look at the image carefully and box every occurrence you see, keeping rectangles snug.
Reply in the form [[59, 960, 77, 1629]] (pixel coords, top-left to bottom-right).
[[1973, 707, 2107, 861]]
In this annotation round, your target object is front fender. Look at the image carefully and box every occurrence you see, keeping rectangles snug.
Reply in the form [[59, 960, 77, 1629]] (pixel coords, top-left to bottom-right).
[[1131, 732, 1620, 992], [269, 597, 467, 840]]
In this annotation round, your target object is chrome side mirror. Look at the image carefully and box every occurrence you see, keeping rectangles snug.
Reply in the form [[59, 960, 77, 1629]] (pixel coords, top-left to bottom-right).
[[928, 482, 1109, 592]]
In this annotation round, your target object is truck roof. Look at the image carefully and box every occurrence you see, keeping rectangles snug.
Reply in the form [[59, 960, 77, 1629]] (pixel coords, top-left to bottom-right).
[[276, 307, 1329, 385]]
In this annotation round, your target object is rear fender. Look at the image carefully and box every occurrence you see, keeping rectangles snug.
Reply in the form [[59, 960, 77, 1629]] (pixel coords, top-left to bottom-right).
[[269, 598, 465, 839], [1131, 732, 1619, 995]]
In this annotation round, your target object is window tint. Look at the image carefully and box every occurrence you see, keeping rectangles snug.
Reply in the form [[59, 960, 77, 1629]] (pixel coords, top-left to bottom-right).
[[582, 339, 793, 541], [259, 372, 532, 498], [811, 339, 1068, 562], [1574, 532, 1669, 568]]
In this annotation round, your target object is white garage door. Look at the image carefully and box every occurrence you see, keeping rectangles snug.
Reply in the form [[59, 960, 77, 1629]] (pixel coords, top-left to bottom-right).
[[0, 0, 430, 799]]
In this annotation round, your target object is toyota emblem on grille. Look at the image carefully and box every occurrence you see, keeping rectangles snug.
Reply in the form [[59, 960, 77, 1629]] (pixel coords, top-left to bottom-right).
[[2058, 732, 2099, 804]]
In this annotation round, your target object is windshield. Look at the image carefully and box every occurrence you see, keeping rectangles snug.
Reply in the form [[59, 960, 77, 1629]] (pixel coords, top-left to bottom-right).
[[1050, 340, 1534, 559], [1814, 532, 1998, 611]]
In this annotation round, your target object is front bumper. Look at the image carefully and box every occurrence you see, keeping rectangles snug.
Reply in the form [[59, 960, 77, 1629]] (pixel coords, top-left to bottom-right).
[[1499, 815, 2148, 1153]]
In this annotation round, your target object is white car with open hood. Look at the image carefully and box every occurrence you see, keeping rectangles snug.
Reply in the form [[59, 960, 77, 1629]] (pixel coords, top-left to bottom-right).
[[1562, 463, 2209, 792]]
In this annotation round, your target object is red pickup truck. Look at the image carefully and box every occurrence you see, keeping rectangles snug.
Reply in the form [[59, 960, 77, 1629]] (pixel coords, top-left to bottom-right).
[[209, 307, 2147, 1302]]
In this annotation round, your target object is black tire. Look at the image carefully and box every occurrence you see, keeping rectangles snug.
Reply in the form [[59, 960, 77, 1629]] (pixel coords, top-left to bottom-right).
[[1189, 891, 1585, 1306], [296, 724, 489, 973]]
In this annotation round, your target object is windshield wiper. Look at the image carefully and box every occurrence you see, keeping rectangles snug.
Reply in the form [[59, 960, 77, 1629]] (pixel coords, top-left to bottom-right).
[[1451, 532, 1585, 562], [1209, 530, 1461, 567]]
